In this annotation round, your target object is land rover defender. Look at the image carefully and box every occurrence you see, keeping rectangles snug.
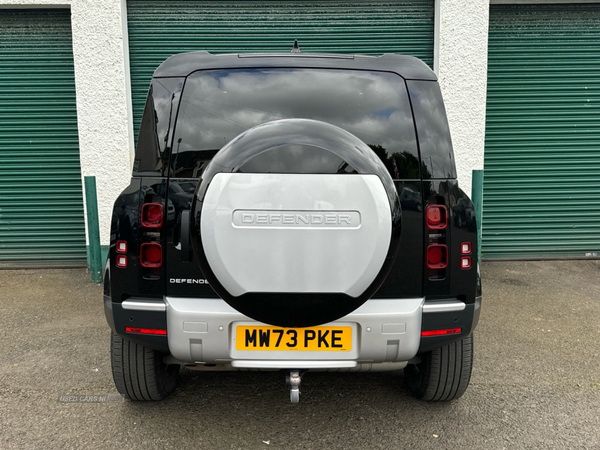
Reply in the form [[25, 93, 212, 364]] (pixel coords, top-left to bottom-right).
[[104, 50, 481, 403]]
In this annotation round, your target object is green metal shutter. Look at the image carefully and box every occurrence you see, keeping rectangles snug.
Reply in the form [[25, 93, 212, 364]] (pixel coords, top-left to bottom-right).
[[0, 10, 86, 267], [483, 4, 600, 259], [126, 0, 434, 135]]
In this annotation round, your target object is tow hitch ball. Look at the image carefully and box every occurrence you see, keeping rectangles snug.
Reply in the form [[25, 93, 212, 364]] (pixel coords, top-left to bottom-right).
[[286, 371, 304, 403]]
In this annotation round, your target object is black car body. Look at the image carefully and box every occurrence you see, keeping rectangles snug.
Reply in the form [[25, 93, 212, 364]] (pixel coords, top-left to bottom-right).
[[104, 51, 481, 402]]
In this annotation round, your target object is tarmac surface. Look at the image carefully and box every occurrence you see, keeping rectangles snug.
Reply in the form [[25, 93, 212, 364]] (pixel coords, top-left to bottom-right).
[[0, 260, 599, 449]]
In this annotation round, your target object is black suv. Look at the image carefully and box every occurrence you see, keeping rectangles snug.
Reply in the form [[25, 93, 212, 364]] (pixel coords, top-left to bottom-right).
[[104, 51, 481, 403]]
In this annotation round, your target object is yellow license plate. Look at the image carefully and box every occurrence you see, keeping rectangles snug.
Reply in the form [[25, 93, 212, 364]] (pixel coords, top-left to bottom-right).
[[236, 325, 352, 351]]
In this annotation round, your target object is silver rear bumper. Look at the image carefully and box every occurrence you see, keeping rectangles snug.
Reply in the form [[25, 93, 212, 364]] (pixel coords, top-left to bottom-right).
[[164, 296, 424, 369]]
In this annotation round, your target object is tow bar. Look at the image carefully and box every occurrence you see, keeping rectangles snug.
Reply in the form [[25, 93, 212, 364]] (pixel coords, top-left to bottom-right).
[[286, 371, 303, 403]]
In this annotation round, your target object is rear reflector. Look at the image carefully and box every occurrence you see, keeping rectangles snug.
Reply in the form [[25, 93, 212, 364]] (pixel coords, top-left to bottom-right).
[[116, 240, 127, 253], [461, 242, 471, 254], [426, 205, 447, 229], [141, 203, 163, 228], [461, 256, 472, 269], [140, 242, 162, 268], [421, 328, 462, 337], [125, 327, 167, 336], [427, 244, 448, 269], [116, 255, 127, 268]]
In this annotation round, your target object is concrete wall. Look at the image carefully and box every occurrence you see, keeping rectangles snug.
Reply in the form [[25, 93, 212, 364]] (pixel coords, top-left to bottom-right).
[[435, 0, 490, 197], [1, 0, 490, 244]]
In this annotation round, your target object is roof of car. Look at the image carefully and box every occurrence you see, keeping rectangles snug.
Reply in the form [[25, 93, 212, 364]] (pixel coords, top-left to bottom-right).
[[153, 51, 437, 81]]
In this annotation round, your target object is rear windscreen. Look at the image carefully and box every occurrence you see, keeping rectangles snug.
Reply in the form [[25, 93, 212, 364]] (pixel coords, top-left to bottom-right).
[[171, 68, 420, 179]]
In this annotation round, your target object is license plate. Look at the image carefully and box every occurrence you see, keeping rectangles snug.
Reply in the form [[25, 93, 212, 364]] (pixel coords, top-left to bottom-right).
[[235, 325, 352, 351]]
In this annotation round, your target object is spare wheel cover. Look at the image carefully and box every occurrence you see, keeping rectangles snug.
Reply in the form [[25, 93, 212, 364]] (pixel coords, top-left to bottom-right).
[[191, 119, 401, 327]]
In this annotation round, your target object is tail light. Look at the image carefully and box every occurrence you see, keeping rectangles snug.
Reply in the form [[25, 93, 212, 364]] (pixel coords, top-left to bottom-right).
[[426, 205, 447, 229], [140, 242, 163, 268], [136, 197, 165, 277], [141, 203, 163, 228], [427, 244, 448, 269]]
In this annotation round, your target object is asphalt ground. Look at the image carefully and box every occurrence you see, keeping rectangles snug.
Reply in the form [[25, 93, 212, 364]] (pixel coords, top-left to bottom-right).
[[1, 261, 599, 449]]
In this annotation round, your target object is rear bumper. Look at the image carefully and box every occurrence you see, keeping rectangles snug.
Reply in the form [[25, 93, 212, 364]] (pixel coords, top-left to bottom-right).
[[164, 297, 423, 368], [106, 296, 481, 369]]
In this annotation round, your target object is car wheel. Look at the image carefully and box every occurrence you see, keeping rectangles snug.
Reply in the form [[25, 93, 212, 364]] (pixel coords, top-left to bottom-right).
[[110, 332, 179, 401], [404, 334, 473, 401]]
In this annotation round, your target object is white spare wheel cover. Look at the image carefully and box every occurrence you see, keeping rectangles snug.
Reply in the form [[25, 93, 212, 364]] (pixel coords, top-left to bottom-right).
[[190, 119, 402, 327], [201, 173, 391, 297]]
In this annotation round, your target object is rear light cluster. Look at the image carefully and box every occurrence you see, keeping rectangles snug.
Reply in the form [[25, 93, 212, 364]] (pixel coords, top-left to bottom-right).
[[426, 205, 448, 278], [425, 204, 474, 277], [115, 202, 164, 270], [140, 203, 164, 270]]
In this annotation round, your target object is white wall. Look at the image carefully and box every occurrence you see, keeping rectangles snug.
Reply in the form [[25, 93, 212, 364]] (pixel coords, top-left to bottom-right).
[[1, 0, 132, 247], [435, 0, 490, 197], [1, 0, 491, 245]]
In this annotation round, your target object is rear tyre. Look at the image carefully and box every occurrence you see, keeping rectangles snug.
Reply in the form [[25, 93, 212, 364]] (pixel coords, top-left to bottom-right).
[[110, 332, 179, 401], [404, 334, 473, 401]]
